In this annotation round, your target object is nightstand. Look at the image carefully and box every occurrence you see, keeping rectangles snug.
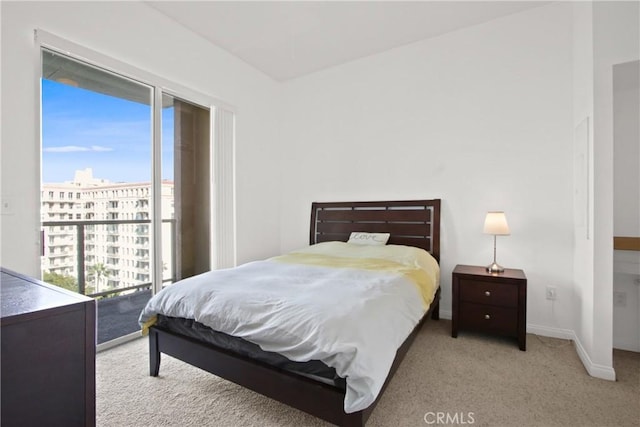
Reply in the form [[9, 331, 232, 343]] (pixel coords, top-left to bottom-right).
[[451, 264, 527, 351]]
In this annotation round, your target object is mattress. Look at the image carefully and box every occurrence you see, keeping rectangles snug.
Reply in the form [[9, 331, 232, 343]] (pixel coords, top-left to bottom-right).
[[155, 314, 346, 388]]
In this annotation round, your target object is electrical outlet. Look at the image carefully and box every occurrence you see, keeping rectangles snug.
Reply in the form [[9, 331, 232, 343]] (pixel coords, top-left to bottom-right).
[[545, 286, 557, 301], [1, 197, 14, 215], [613, 291, 627, 307]]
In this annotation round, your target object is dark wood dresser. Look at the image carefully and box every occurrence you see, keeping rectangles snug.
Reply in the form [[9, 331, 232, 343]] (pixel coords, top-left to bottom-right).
[[1, 267, 96, 427], [451, 264, 527, 350]]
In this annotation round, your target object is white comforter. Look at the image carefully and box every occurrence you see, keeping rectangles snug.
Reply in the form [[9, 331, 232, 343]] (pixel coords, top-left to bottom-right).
[[139, 242, 439, 413]]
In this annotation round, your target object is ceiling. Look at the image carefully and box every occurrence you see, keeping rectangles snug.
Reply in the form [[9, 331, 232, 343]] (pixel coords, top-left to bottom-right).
[[148, 1, 548, 82]]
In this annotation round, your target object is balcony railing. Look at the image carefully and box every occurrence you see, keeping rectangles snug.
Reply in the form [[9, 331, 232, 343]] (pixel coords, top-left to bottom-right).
[[41, 219, 176, 298]]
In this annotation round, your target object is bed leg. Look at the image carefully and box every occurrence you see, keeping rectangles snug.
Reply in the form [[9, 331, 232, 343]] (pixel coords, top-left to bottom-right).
[[149, 329, 161, 377], [431, 298, 440, 320]]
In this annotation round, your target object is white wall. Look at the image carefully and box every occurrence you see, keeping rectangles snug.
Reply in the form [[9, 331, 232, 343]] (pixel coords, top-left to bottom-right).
[[280, 3, 575, 332], [0, 1, 282, 275], [613, 61, 640, 239], [571, 1, 597, 372], [591, 0, 639, 370], [612, 59, 639, 351], [571, 1, 639, 377]]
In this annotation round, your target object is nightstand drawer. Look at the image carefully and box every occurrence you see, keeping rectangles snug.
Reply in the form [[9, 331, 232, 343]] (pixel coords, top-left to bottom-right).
[[459, 279, 518, 307], [459, 302, 518, 335]]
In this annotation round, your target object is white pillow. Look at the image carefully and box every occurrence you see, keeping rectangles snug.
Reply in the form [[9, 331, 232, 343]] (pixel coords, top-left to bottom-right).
[[347, 232, 390, 246]]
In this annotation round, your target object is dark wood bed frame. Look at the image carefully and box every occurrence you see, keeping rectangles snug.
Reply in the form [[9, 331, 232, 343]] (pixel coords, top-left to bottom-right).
[[148, 199, 441, 426]]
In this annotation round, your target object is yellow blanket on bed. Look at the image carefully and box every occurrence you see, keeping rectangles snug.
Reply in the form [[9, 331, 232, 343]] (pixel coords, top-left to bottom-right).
[[141, 315, 157, 336], [272, 251, 437, 309]]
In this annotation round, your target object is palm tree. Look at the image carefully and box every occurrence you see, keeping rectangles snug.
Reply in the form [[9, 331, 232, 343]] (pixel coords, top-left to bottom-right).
[[87, 263, 110, 293]]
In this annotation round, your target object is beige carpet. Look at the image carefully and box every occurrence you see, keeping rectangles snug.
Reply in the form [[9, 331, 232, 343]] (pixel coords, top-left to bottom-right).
[[97, 320, 639, 427]]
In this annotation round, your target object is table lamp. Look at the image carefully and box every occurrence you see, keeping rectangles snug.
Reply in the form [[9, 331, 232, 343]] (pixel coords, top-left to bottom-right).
[[483, 211, 510, 273]]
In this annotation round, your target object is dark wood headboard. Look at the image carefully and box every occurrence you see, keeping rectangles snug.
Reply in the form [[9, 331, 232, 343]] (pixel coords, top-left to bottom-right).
[[310, 199, 441, 262]]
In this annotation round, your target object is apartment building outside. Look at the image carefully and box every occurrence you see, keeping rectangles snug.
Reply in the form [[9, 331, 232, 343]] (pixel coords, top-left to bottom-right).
[[41, 168, 174, 295]]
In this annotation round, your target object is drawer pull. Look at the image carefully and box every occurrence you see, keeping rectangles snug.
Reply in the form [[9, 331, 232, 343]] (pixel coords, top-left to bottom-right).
[[484, 314, 491, 320], [484, 291, 491, 297]]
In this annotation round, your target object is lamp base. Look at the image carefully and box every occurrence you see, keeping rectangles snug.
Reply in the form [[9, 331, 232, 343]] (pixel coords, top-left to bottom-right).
[[486, 262, 505, 274]]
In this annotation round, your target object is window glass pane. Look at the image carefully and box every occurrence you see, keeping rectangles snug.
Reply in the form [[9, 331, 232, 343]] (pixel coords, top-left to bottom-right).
[[161, 94, 210, 285], [41, 49, 153, 344]]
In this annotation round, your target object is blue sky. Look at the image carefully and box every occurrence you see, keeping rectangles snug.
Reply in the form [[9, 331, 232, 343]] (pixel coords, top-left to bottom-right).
[[42, 79, 174, 183]]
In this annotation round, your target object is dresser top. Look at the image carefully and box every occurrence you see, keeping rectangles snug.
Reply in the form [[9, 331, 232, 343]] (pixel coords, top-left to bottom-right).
[[453, 264, 527, 280], [1, 268, 93, 321]]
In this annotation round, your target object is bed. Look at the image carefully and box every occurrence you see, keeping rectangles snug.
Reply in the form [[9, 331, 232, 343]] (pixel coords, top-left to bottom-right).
[[141, 199, 441, 426]]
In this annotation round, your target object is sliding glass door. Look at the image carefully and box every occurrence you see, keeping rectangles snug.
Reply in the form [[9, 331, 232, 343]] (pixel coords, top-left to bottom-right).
[[40, 48, 211, 346]]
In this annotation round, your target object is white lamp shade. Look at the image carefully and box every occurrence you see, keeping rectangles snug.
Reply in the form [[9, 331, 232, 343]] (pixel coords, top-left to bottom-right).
[[483, 211, 510, 235]]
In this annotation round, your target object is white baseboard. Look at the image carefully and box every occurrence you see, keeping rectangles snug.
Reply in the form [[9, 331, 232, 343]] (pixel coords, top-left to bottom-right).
[[573, 335, 617, 381], [527, 323, 574, 340]]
